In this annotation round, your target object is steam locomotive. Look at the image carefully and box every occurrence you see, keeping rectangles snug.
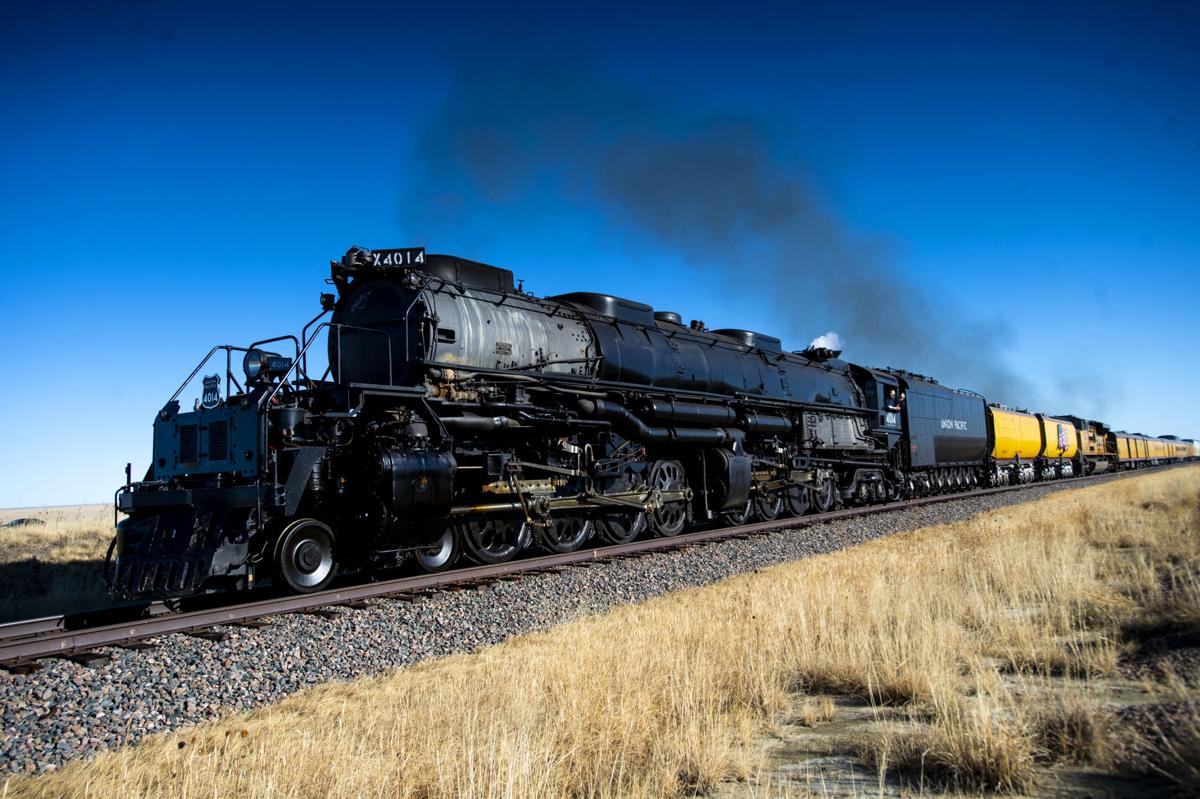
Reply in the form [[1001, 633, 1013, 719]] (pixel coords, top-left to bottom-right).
[[109, 247, 1197, 600]]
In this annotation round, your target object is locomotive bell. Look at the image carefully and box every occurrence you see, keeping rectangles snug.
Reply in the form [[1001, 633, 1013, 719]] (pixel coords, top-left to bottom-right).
[[243, 349, 292, 383]]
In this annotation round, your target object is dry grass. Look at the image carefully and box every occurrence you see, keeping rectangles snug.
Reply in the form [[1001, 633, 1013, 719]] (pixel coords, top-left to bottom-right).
[[797, 696, 837, 728], [1030, 689, 1114, 765], [6, 468, 1199, 798], [0, 504, 115, 621]]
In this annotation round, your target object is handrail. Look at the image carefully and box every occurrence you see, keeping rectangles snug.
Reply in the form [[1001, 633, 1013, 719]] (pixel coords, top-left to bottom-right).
[[300, 308, 331, 380], [247, 334, 301, 364], [167, 345, 252, 405], [260, 322, 393, 407], [168, 320, 393, 412]]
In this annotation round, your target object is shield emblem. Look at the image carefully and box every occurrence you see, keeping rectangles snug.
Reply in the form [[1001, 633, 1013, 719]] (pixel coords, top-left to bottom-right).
[[201, 374, 222, 409]]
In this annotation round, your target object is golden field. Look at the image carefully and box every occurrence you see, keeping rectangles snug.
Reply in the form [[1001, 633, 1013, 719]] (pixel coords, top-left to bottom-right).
[[0, 504, 115, 621], [5, 468, 1199, 797]]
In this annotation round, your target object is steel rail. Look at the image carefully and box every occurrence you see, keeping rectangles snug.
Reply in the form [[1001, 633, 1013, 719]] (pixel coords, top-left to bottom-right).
[[0, 465, 1181, 669], [0, 602, 172, 647]]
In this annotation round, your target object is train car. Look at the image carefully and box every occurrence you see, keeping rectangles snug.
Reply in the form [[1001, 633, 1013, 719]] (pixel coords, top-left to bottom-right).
[[986, 406, 1043, 483], [1110, 431, 1149, 469], [1036, 414, 1079, 478], [881, 370, 988, 494]]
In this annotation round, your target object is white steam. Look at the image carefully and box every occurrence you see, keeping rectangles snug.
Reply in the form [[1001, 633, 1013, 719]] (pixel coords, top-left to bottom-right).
[[808, 331, 843, 351]]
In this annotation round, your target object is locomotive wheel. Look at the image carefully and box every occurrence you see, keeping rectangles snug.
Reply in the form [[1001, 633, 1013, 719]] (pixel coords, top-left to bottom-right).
[[784, 485, 811, 516], [648, 459, 688, 537], [720, 501, 752, 527], [813, 478, 836, 513], [596, 469, 648, 544], [539, 516, 594, 554], [274, 519, 337, 593], [753, 494, 783, 522], [461, 516, 522, 564], [596, 510, 645, 544], [415, 526, 460, 573]]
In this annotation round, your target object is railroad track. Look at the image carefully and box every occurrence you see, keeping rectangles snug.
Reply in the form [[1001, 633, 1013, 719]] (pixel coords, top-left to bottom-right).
[[0, 466, 1181, 671]]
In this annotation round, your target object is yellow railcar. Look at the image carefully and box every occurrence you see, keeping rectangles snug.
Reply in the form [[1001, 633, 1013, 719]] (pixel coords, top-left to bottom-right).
[[1113, 433, 1156, 468], [1113, 433, 1134, 464], [988, 407, 1042, 460], [1037, 415, 1078, 459]]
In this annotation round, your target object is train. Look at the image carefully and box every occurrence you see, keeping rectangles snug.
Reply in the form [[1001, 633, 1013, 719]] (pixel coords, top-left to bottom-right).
[[107, 247, 1198, 600]]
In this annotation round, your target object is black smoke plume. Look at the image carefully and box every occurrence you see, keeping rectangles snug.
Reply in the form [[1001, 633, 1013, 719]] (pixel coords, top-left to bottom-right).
[[400, 54, 1049, 407]]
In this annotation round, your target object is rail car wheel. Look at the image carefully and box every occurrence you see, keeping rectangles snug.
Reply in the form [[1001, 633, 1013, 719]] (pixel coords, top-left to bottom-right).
[[539, 516, 594, 554], [783, 485, 811, 516], [720, 501, 752, 527], [813, 478, 836, 513], [753, 494, 783, 522], [596, 510, 645, 544], [415, 526, 460, 573], [461, 516, 523, 564], [648, 459, 688, 537], [274, 519, 337, 593]]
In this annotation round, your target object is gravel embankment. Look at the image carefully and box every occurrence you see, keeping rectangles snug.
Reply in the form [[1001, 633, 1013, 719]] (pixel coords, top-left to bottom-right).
[[0, 478, 1133, 774]]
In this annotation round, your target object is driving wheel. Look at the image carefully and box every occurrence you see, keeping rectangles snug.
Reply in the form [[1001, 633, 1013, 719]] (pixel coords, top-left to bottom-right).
[[720, 501, 752, 526], [538, 516, 594, 553], [813, 478, 837, 513], [784, 485, 811, 516], [461, 516, 523, 564], [596, 509, 645, 544], [648, 459, 688, 537], [753, 493, 783, 522], [596, 468, 648, 544]]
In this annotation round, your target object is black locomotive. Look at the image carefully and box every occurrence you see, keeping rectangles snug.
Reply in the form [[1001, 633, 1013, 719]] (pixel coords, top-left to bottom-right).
[[107, 246, 1180, 600]]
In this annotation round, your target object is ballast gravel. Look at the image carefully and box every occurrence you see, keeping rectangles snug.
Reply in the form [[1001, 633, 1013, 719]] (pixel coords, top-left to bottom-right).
[[0, 479, 1129, 773]]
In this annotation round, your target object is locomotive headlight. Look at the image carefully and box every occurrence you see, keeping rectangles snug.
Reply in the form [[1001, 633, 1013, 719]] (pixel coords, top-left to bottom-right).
[[243, 349, 293, 383]]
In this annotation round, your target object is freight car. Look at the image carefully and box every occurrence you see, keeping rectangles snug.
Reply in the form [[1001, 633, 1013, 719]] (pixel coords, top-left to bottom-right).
[[107, 246, 1192, 600]]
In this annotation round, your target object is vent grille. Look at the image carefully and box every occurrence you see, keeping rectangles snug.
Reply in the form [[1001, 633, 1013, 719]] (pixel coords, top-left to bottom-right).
[[208, 420, 229, 462], [179, 425, 198, 463]]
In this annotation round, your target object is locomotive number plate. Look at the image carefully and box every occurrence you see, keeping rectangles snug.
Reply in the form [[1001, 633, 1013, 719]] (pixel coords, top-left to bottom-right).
[[370, 247, 425, 267]]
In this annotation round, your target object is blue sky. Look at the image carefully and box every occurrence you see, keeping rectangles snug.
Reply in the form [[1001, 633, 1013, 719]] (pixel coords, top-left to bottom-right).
[[1, 1, 1197, 506]]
